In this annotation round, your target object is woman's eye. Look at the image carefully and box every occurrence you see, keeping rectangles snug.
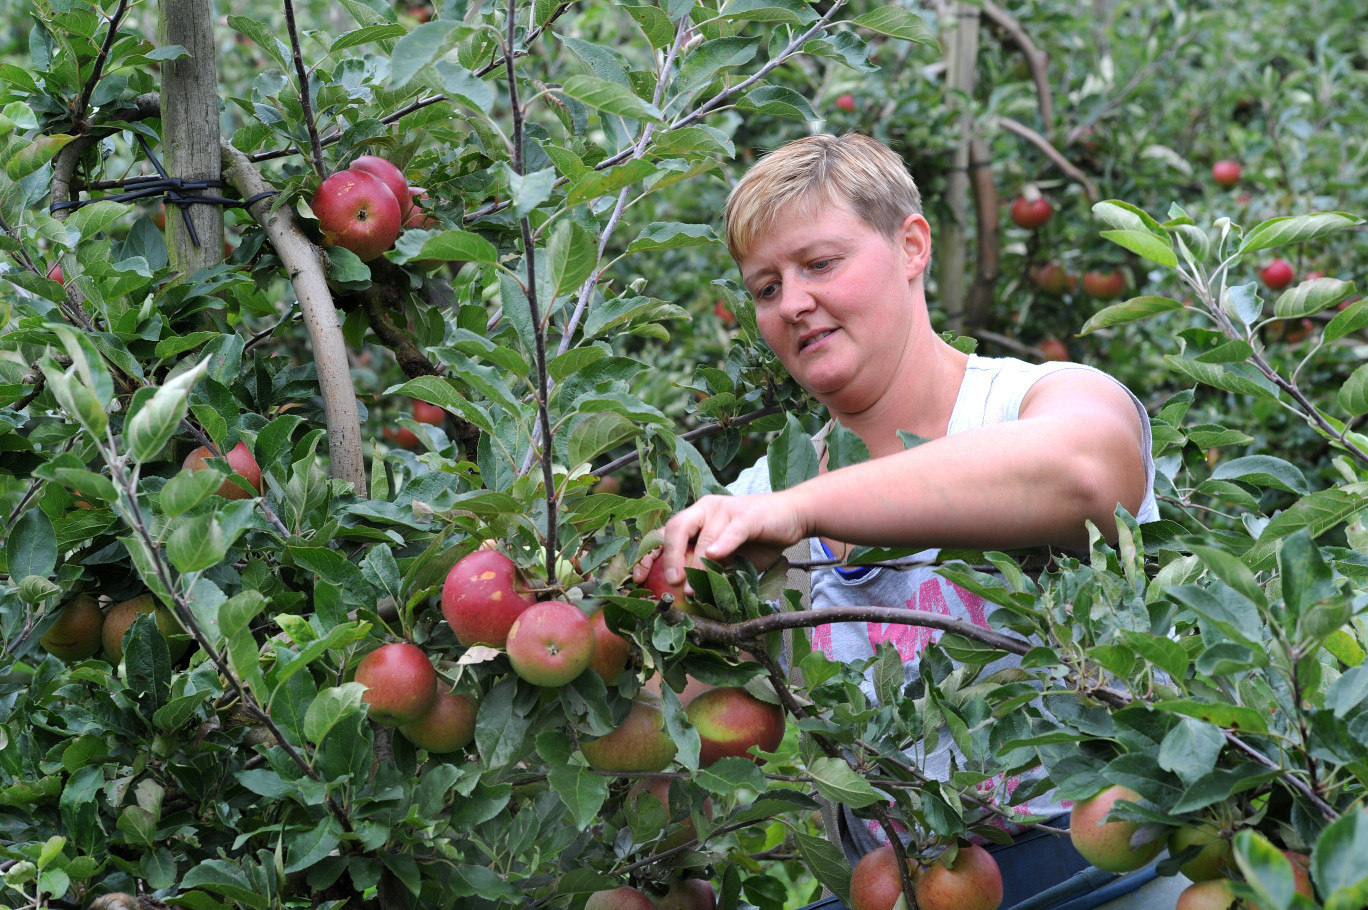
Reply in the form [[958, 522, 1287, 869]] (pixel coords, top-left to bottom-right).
[[810, 259, 831, 271], [756, 282, 778, 300]]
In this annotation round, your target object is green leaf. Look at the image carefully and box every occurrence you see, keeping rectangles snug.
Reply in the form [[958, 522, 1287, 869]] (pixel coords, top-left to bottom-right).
[[1211, 455, 1308, 494], [1244, 490, 1368, 572], [557, 75, 662, 122], [127, 357, 210, 463], [181, 860, 270, 910], [626, 222, 720, 253], [547, 220, 597, 301], [1150, 699, 1268, 734], [167, 513, 228, 574], [1313, 793, 1368, 910], [386, 375, 495, 435], [504, 164, 557, 218], [767, 413, 818, 492], [1239, 212, 1363, 254], [1078, 296, 1184, 334], [718, 0, 817, 26], [850, 6, 936, 44], [328, 24, 406, 54], [808, 756, 880, 808], [304, 683, 366, 745], [1163, 356, 1279, 401], [568, 412, 641, 467], [1325, 297, 1368, 342], [545, 763, 608, 830], [5, 509, 57, 580], [395, 228, 498, 265], [161, 467, 226, 518], [5, 134, 72, 179], [1233, 830, 1302, 910], [674, 37, 761, 97], [1274, 277, 1354, 319], [1338, 364, 1368, 416], [388, 20, 468, 90], [1158, 716, 1225, 785], [285, 817, 344, 874], [564, 159, 658, 206], [794, 830, 852, 906], [1098, 229, 1178, 267], [696, 757, 767, 795]]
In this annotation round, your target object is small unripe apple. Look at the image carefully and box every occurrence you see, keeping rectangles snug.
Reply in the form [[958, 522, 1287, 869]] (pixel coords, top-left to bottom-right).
[[685, 686, 786, 767], [103, 593, 188, 663], [585, 886, 655, 910], [312, 169, 403, 261], [914, 844, 1004, 910], [1081, 269, 1126, 300], [849, 845, 909, 910], [1010, 195, 1053, 230], [182, 441, 262, 500], [834, 93, 856, 113], [1211, 160, 1242, 187], [587, 610, 631, 683], [356, 642, 437, 726], [398, 684, 477, 753], [1069, 785, 1164, 873], [1169, 826, 1231, 881], [442, 549, 537, 648], [1258, 259, 1295, 290], [40, 594, 104, 661], [581, 692, 677, 772], [506, 600, 596, 687]]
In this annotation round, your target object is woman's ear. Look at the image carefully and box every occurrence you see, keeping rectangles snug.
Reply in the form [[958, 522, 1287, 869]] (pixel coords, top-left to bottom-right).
[[900, 213, 932, 280]]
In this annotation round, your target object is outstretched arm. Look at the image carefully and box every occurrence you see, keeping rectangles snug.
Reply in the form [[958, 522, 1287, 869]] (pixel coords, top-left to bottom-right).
[[653, 370, 1148, 588]]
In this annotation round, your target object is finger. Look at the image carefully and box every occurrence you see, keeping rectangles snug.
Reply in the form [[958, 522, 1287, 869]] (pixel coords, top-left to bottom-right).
[[630, 548, 659, 583], [660, 502, 709, 586]]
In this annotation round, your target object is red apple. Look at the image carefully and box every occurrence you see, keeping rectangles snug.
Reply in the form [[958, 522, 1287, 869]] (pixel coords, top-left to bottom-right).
[[713, 299, 735, 325], [412, 400, 445, 425], [642, 546, 703, 613], [644, 672, 713, 706], [40, 594, 104, 661], [654, 878, 716, 910], [403, 187, 438, 229], [834, 93, 856, 113], [1038, 338, 1069, 362], [398, 684, 478, 753], [1258, 259, 1295, 290], [349, 155, 409, 212], [1211, 160, 1242, 188], [183, 440, 262, 500], [312, 169, 402, 261], [1069, 785, 1164, 873], [1082, 269, 1126, 300], [102, 593, 188, 663], [593, 475, 622, 495], [441, 549, 537, 648], [685, 686, 786, 767], [914, 844, 1004, 910], [1010, 195, 1053, 230], [850, 845, 909, 910], [1030, 261, 1076, 295], [586, 887, 655, 910], [355, 642, 437, 726], [383, 425, 421, 449], [588, 610, 631, 683], [1168, 826, 1231, 882], [581, 692, 677, 772], [47, 264, 64, 284], [506, 600, 596, 686], [1176, 879, 1238, 910]]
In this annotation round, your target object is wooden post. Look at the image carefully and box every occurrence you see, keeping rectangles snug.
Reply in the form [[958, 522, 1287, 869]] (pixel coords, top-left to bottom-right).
[[939, 1, 979, 333], [159, 0, 223, 277]]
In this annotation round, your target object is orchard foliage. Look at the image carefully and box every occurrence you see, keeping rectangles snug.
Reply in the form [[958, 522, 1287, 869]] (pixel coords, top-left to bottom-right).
[[2, 1, 1368, 910]]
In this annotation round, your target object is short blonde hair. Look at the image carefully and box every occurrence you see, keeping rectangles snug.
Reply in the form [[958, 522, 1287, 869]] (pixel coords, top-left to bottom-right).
[[724, 133, 923, 261]]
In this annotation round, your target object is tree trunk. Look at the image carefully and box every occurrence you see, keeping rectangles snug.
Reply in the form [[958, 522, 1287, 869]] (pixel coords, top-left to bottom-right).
[[939, 1, 980, 333], [158, 0, 223, 277]]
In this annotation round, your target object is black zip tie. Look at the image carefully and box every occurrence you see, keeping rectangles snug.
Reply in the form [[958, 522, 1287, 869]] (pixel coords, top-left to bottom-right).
[[48, 135, 279, 245]]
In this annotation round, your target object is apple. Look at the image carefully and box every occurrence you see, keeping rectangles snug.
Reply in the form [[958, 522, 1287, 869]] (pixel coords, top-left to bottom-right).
[[685, 686, 786, 767], [593, 475, 622, 495], [441, 549, 537, 647], [1248, 852, 1313, 910], [40, 594, 104, 661], [914, 844, 1004, 910], [103, 593, 189, 663], [412, 400, 445, 425], [350, 155, 409, 212], [588, 610, 631, 683], [642, 546, 703, 613], [383, 426, 421, 450], [355, 642, 437, 726], [581, 692, 678, 772], [1169, 826, 1231, 882], [1030, 262, 1076, 295], [586, 887, 655, 910], [849, 845, 909, 910], [312, 168, 403, 261], [654, 878, 716, 910], [506, 600, 596, 686], [1039, 338, 1069, 362], [1010, 195, 1053, 230], [1176, 879, 1238, 910], [1082, 269, 1126, 300], [1258, 259, 1295, 290], [47, 264, 64, 284], [1069, 785, 1164, 873], [398, 684, 478, 753], [627, 777, 713, 850], [183, 440, 262, 500], [834, 93, 856, 113], [404, 187, 438, 229], [1211, 160, 1242, 187], [713, 299, 736, 325], [645, 672, 713, 706]]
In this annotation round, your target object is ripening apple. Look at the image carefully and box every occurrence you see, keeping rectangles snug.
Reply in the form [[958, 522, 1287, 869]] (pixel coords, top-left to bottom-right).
[[1168, 826, 1231, 881], [627, 777, 714, 850], [506, 600, 596, 686], [849, 845, 910, 910], [642, 546, 703, 613], [1175, 878, 1238, 910], [40, 594, 104, 661], [588, 609, 631, 683], [312, 168, 403, 261], [1258, 259, 1295, 291], [654, 878, 716, 910], [1247, 852, 1313, 910], [834, 93, 856, 113], [1211, 160, 1242, 188], [412, 400, 445, 425], [183, 440, 263, 500], [404, 187, 438, 229], [914, 844, 1004, 910], [397, 683, 478, 753], [1030, 261, 1076, 295], [47, 264, 64, 285], [1069, 785, 1164, 873], [685, 686, 786, 767], [586, 886, 656, 910], [441, 549, 537, 648], [1010, 195, 1053, 230], [355, 642, 437, 726], [350, 155, 410, 213], [1039, 338, 1069, 362], [1082, 270, 1126, 300], [581, 692, 678, 772], [103, 593, 189, 663]]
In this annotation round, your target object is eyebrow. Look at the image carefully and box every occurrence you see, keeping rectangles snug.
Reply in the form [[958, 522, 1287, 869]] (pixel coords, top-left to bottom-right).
[[741, 240, 845, 289]]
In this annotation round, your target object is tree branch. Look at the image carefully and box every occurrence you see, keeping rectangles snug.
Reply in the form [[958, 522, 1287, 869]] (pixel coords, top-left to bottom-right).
[[996, 116, 1099, 202], [980, 0, 1052, 128], [283, 0, 326, 177]]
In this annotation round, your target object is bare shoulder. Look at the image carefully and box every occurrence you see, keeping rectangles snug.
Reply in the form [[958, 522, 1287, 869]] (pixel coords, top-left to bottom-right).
[[1019, 367, 1145, 436]]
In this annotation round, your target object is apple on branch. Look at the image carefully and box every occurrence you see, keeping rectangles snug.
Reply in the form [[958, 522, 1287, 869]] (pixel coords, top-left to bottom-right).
[[183, 440, 262, 500], [355, 641, 437, 726], [40, 593, 104, 661], [1069, 784, 1164, 873], [685, 685, 786, 767], [441, 548, 537, 648], [505, 600, 596, 687], [580, 692, 677, 772], [312, 168, 403, 261], [398, 681, 478, 753], [914, 844, 1003, 910]]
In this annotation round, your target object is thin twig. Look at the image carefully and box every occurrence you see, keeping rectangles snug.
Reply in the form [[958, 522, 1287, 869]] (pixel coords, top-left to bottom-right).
[[283, 0, 326, 177], [72, 0, 131, 130], [592, 403, 784, 478], [996, 116, 1099, 201]]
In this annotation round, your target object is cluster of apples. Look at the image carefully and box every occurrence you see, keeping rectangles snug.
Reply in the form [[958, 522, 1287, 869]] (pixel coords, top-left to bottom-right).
[[851, 842, 1003, 910], [310, 155, 434, 261], [41, 592, 189, 665]]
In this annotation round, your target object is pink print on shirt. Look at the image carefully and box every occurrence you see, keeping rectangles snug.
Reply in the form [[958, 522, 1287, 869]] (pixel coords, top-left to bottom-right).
[[865, 580, 992, 661]]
